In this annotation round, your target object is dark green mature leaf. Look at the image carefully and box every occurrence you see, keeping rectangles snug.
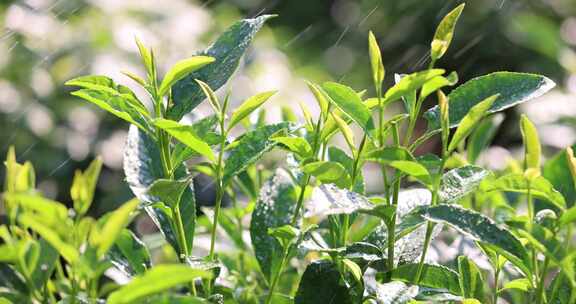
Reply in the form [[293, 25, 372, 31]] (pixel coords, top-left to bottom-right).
[[107, 265, 212, 304], [543, 146, 576, 208], [439, 166, 489, 203], [425, 72, 555, 130], [147, 178, 191, 208], [467, 114, 504, 163], [366, 280, 419, 304], [123, 126, 196, 253], [430, 3, 465, 60], [249, 170, 297, 281], [223, 122, 290, 185], [547, 272, 574, 304], [407, 204, 531, 276], [321, 82, 375, 136], [294, 260, 355, 304], [458, 256, 485, 302], [302, 161, 351, 189], [0, 264, 28, 294], [108, 229, 151, 276], [168, 15, 275, 120], [482, 173, 566, 210], [304, 184, 373, 218], [381, 263, 461, 296], [29, 239, 58, 290]]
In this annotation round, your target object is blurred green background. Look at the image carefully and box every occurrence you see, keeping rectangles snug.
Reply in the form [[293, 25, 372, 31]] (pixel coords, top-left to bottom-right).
[[1, 0, 575, 213]]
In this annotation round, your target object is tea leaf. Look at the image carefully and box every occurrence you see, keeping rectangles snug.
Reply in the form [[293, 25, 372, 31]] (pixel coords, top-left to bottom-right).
[[307, 82, 329, 117], [382, 263, 461, 296], [29, 239, 58, 290], [440, 166, 489, 203], [483, 173, 566, 210], [294, 260, 355, 304], [71, 157, 102, 216], [134, 37, 154, 80], [272, 136, 312, 158], [328, 147, 365, 193], [305, 184, 373, 218], [268, 225, 299, 249], [170, 115, 222, 167], [108, 229, 151, 276], [154, 119, 215, 162], [194, 79, 221, 115], [364, 147, 414, 164], [520, 115, 541, 171], [431, 4, 465, 60], [384, 69, 445, 105], [467, 114, 504, 163], [389, 161, 432, 186], [458, 256, 485, 302], [249, 170, 297, 281], [94, 198, 139, 258], [321, 82, 375, 136], [368, 31, 385, 90], [107, 265, 212, 304], [341, 258, 363, 283], [366, 280, 418, 304], [146, 178, 191, 209], [18, 214, 79, 264], [158, 56, 215, 97], [425, 72, 555, 130], [169, 15, 275, 120], [448, 94, 498, 153], [420, 71, 459, 101], [302, 161, 351, 189], [546, 272, 573, 304], [223, 122, 290, 185], [501, 278, 531, 293], [228, 91, 277, 131], [331, 112, 355, 152]]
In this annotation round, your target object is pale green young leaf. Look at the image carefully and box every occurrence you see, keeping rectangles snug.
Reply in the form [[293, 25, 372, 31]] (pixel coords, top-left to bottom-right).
[[146, 178, 191, 209], [299, 101, 315, 128], [331, 112, 355, 153], [18, 214, 79, 264], [389, 160, 432, 186], [341, 258, 363, 283], [158, 56, 215, 97], [431, 4, 465, 60], [108, 229, 152, 276], [363, 146, 414, 164], [195, 79, 221, 115], [107, 264, 212, 304], [500, 278, 531, 293], [368, 31, 385, 90], [520, 114, 541, 171], [321, 82, 375, 137], [134, 37, 154, 80], [448, 94, 498, 153], [383, 69, 445, 104], [71, 157, 102, 216], [268, 225, 299, 249], [420, 71, 459, 101], [307, 82, 329, 117], [94, 198, 140, 258], [272, 136, 313, 158], [302, 161, 352, 189], [154, 119, 215, 162], [559, 205, 576, 225], [467, 114, 504, 163], [228, 91, 277, 131], [121, 70, 147, 88], [458, 256, 485, 302]]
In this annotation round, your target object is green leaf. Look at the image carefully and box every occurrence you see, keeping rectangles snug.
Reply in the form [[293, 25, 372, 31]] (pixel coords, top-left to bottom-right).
[[547, 272, 574, 304], [29, 239, 58, 290], [431, 4, 465, 60], [501, 278, 531, 293], [420, 71, 459, 101], [71, 157, 102, 216], [482, 173, 566, 210], [384, 69, 445, 105], [560, 205, 576, 225], [134, 37, 154, 80], [228, 91, 277, 131], [302, 161, 351, 189], [341, 258, 363, 283], [249, 170, 297, 281], [458, 256, 485, 302], [368, 31, 385, 89], [154, 119, 215, 162], [146, 178, 191, 209], [294, 260, 356, 304], [158, 56, 215, 97], [448, 94, 498, 153], [543, 147, 576, 209], [366, 280, 418, 304], [328, 147, 365, 193], [169, 15, 275, 120], [305, 184, 373, 218], [123, 126, 196, 253], [439, 166, 489, 203], [223, 122, 290, 185], [321, 82, 375, 136], [406, 204, 531, 276], [425, 72, 555, 130], [18, 214, 79, 264], [307, 82, 329, 118], [107, 265, 212, 304], [331, 112, 356, 153], [382, 263, 461, 296], [467, 114, 504, 163], [94, 198, 139, 258], [0, 244, 19, 263], [364, 147, 414, 164], [170, 115, 222, 167], [520, 115, 541, 170], [108, 229, 151, 276], [268, 225, 299, 249], [389, 161, 432, 186], [195, 80, 221, 116], [272, 136, 312, 158]]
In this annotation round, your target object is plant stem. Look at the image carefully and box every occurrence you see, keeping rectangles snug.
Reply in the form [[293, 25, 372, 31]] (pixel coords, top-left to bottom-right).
[[265, 248, 289, 304], [535, 256, 549, 304], [493, 259, 501, 304], [385, 123, 401, 280]]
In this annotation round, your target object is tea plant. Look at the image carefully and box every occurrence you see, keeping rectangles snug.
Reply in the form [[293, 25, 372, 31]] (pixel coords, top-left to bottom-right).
[[1, 3, 575, 304]]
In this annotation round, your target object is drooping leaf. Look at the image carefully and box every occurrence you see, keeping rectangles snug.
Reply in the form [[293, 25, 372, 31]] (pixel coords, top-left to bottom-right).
[[158, 56, 215, 97], [123, 126, 196, 253], [169, 15, 275, 120], [467, 114, 504, 163], [458, 256, 485, 302], [381, 263, 461, 296], [439, 166, 489, 203], [223, 122, 290, 185], [448, 94, 498, 153], [294, 260, 355, 304], [482, 173, 566, 210], [430, 3, 465, 60], [249, 170, 297, 281], [368, 31, 385, 90], [425, 72, 555, 130], [154, 119, 215, 162], [520, 114, 541, 171], [321, 82, 375, 136], [301, 161, 351, 189], [331, 112, 355, 153], [108, 229, 151, 276], [228, 91, 277, 131], [107, 265, 212, 304]]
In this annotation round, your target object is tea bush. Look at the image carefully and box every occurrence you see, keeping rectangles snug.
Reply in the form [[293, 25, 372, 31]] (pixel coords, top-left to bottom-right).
[[1, 4, 575, 304]]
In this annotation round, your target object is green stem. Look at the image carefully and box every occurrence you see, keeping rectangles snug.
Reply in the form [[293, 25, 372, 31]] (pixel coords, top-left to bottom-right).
[[265, 248, 290, 304], [385, 123, 401, 279], [493, 259, 501, 304], [535, 256, 549, 304]]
